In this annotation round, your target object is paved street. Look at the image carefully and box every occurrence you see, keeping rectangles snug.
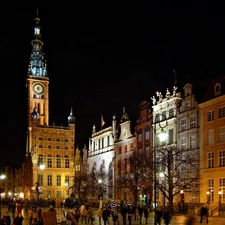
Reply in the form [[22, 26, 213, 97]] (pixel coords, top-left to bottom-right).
[[2, 206, 225, 225]]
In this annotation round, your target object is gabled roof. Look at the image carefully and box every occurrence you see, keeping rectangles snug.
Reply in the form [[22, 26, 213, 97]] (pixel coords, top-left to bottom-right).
[[201, 75, 225, 103]]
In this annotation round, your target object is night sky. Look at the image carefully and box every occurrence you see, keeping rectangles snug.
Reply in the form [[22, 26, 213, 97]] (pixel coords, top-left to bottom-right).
[[1, 1, 225, 169]]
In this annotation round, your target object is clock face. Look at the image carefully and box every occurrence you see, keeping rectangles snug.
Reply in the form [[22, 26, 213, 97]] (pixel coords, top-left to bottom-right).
[[33, 82, 44, 95]]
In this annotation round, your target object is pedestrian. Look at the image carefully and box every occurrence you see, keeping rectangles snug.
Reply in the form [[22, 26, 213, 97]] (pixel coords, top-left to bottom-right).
[[127, 206, 133, 225], [13, 213, 24, 225], [199, 206, 208, 223], [120, 205, 127, 225], [32, 207, 38, 225], [49, 205, 56, 211], [138, 206, 143, 224], [28, 207, 33, 225], [1, 212, 11, 225], [97, 207, 103, 225], [163, 208, 171, 225], [155, 208, 163, 225], [74, 207, 81, 223], [111, 207, 119, 225], [143, 207, 149, 224], [102, 206, 110, 225], [37, 206, 43, 225]]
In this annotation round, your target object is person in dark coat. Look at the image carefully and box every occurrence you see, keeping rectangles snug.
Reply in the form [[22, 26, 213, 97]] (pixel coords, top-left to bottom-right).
[[143, 207, 149, 224], [155, 208, 163, 225], [138, 206, 143, 224], [127, 206, 133, 225], [102, 207, 110, 225], [163, 208, 171, 225], [200, 206, 208, 223], [121, 205, 128, 225]]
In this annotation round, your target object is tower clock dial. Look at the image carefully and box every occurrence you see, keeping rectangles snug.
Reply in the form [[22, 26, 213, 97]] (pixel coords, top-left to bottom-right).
[[33, 82, 45, 95]]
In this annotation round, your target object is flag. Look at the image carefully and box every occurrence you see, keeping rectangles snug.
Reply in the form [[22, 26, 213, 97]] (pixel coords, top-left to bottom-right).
[[101, 114, 105, 127]]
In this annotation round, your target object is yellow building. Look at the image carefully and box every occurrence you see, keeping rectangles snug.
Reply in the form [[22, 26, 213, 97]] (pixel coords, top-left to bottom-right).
[[199, 75, 225, 205], [24, 10, 76, 203]]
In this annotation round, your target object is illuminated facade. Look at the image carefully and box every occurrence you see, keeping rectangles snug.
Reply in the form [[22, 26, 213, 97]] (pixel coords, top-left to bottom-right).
[[87, 115, 117, 204], [114, 109, 136, 203], [24, 10, 75, 203], [135, 99, 152, 205], [199, 76, 225, 205]]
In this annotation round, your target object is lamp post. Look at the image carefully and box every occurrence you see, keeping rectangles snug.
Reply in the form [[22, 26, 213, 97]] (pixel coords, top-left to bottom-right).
[[159, 173, 165, 211], [36, 163, 45, 201], [0, 174, 6, 218], [206, 189, 210, 203], [180, 190, 184, 213], [153, 114, 167, 225], [218, 189, 222, 213]]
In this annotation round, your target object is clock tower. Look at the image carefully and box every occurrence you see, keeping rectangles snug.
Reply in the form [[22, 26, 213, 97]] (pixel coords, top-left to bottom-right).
[[27, 8, 49, 128]]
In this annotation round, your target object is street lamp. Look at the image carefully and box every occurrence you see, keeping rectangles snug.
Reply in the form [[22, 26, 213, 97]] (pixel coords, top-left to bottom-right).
[[0, 174, 6, 218], [153, 114, 167, 225]]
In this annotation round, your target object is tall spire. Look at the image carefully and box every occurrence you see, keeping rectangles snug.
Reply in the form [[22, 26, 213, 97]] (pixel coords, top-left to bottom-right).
[[27, 8, 48, 77]]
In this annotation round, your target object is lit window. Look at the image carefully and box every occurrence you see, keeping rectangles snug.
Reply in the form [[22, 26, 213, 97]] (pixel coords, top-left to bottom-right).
[[219, 127, 225, 143], [56, 175, 61, 186], [219, 151, 225, 167], [208, 152, 214, 168], [190, 135, 196, 149], [181, 118, 187, 131], [190, 115, 196, 128], [56, 157, 61, 168], [219, 107, 225, 119], [65, 157, 70, 168], [207, 130, 214, 145], [181, 137, 187, 150], [47, 175, 52, 186], [208, 110, 214, 122], [56, 191, 62, 198], [47, 156, 52, 168]]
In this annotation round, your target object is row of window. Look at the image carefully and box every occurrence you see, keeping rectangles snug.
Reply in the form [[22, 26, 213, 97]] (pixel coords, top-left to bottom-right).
[[118, 143, 134, 154], [181, 115, 197, 131], [207, 178, 225, 203], [38, 174, 70, 187], [38, 145, 71, 150], [93, 136, 111, 151], [207, 127, 225, 145], [208, 151, 225, 168], [38, 137, 70, 142], [38, 156, 70, 168], [208, 107, 225, 122]]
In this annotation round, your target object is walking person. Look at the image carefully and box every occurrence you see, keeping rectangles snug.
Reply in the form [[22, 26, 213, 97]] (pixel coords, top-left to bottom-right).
[[121, 205, 127, 225], [138, 206, 143, 224], [163, 208, 171, 225], [13, 213, 24, 225], [97, 207, 103, 225], [102, 207, 110, 225], [155, 208, 163, 225], [127, 206, 133, 225], [74, 207, 81, 223], [37, 206, 43, 225], [143, 207, 149, 224], [28, 207, 33, 225], [111, 207, 119, 225], [1, 212, 11, 225]]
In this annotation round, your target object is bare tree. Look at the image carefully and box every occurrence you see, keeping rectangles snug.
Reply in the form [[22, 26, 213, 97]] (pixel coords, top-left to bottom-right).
[[116, 151, 151, 205], [153, 146, 200, 212]]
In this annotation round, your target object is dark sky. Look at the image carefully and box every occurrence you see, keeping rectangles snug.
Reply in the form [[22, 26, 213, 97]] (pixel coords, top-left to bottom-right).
[[1, 1, 225, 168]]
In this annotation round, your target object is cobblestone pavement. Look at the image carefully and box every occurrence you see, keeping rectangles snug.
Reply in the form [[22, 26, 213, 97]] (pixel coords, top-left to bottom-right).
[[2, 206, 225, 225]]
